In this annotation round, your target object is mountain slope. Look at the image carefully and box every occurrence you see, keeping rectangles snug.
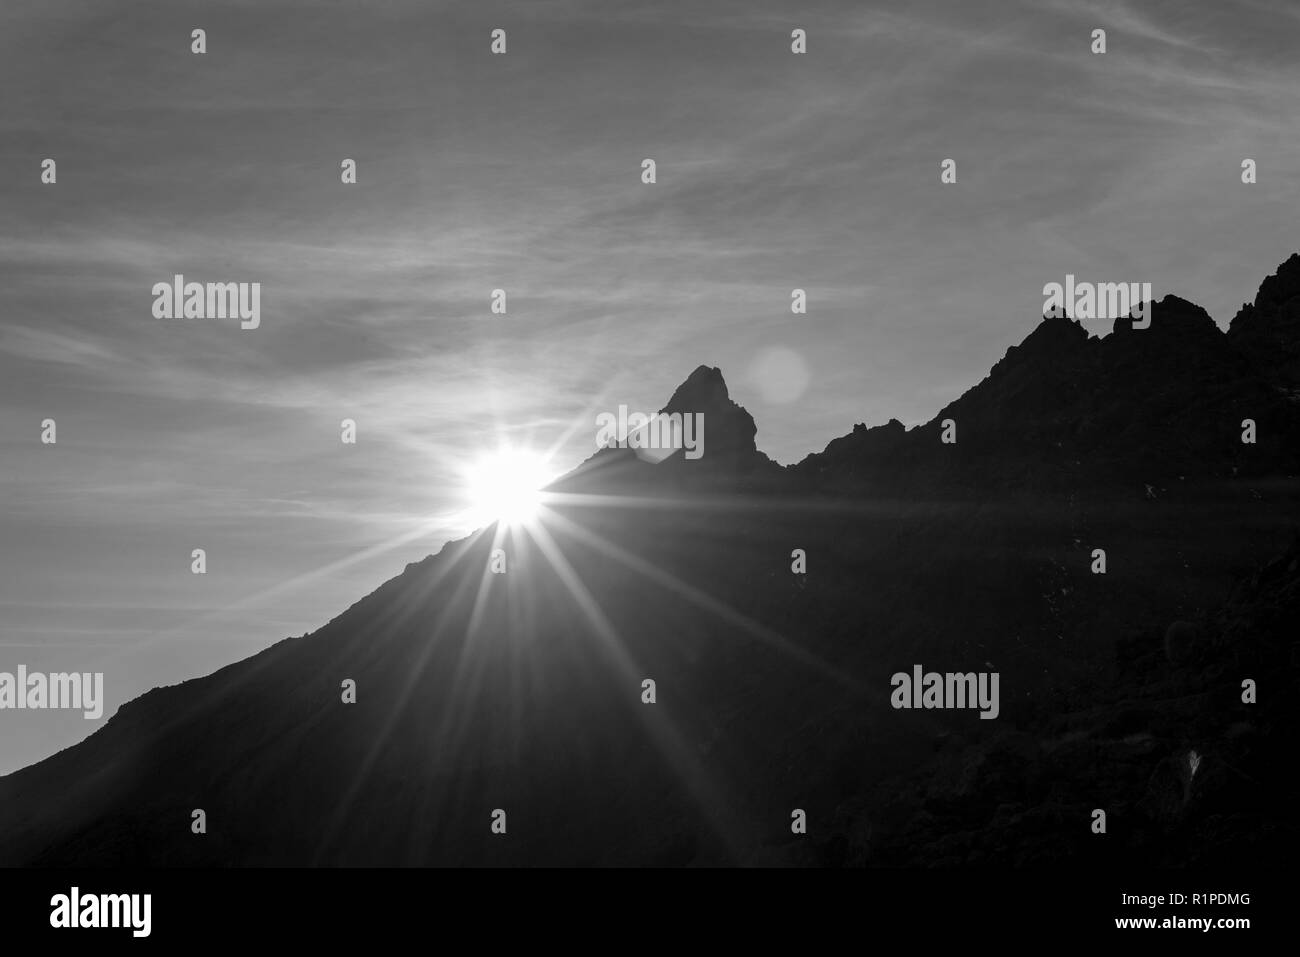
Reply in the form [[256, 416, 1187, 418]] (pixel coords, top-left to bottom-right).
[[795, 293, 1300, 493], [2, 258, 1298, 867]]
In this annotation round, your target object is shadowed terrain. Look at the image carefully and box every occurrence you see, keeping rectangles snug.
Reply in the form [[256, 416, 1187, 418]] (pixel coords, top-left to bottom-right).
[[3, 256, 1299, 866]]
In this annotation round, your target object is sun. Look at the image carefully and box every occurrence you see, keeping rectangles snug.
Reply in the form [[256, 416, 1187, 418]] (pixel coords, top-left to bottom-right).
[[462, 446, 557, 529]]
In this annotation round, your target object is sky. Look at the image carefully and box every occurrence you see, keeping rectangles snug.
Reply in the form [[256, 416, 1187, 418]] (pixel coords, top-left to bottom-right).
[[1, 0, 1298, 773]]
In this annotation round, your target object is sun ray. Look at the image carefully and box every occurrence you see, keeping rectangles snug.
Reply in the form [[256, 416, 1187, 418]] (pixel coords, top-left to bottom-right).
[[543, 505, 867, 694], [523, 517, 748, 860], [311, 526, 497, 863]]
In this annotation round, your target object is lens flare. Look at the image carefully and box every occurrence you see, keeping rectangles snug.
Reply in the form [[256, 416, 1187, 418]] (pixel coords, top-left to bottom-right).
[[462, 447, 556, 529]]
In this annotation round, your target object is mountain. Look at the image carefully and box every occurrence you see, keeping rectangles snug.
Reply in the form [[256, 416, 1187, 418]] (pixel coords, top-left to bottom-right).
[[795, 293, 1300, 493], [2, 259, 1299, 867], [1229, 252, 1300, 393], [554, 363, 782, 493]]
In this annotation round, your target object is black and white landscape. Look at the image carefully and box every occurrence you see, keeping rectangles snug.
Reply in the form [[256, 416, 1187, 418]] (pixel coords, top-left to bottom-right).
[[3, 261, 1299, 866], [0, 0, 1297, 887]]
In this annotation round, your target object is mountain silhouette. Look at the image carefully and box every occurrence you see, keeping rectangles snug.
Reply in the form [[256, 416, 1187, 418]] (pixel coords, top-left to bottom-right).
[[1229, 252, 1300, 392], [557, 363, 781, 492], [795, 293, 1300, 493], [2, 258, 1298, 867]]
